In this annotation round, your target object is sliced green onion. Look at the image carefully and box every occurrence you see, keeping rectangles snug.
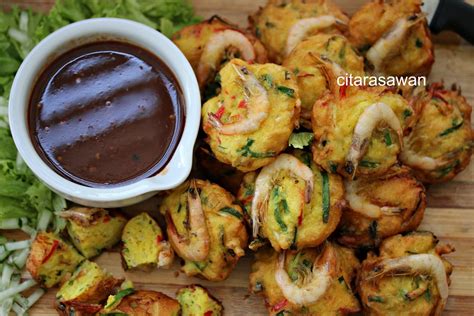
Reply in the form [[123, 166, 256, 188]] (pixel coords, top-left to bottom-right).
[[0, 279, 36, 301], [21, 224, 36, 237], [0, 218, 22, 230], [26, 288, 45, 309], [19, 11, 29, 32], [0, 247, 11, 262], [384, 129, 392, 146], [322, 171, 330, 223], [1, 264, 13, 288], [14, 293, 28, 309], [12, 248, 30, 269], [0, 297, 14, 315], [219, 207, 243, 220], [36, 209, 52, 231], [5, 240, 30, 251], [11, 303, 25, 315], [105, 288, 135, 309], [8, 28, 29, 44], [52, 194, 67, 213]]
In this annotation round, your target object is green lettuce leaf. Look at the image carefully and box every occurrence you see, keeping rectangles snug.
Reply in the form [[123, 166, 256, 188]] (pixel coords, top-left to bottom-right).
[[289, 132, 314, 149]]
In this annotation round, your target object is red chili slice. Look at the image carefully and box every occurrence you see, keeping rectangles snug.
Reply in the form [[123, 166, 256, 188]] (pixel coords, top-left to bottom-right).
[[272, 299, 288, 312], [215, 105, 225, 119], [103, 216, 111, 223], [238, 100, 247, 109], [298, 210, 303, 226], [156, 235, 163, 244], [42, 240, 59, 264], [204, 311, 213, 316], [339, 84, 348, 99]]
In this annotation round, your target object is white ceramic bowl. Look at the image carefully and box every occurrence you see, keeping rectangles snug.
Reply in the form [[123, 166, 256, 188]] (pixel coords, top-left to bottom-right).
[[9, 18, 200, 208]]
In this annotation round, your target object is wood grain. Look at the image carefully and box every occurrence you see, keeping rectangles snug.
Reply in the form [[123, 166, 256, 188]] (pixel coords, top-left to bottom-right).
[[0, 0, 473, 315]]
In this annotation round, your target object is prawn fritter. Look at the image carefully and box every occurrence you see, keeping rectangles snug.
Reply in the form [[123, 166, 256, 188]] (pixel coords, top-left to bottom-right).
[[401, 83, 473, 183], [103, 290, 181, 316], [195, 145, 244, 195], [160, 179, 247, 281], [26, 232, 84, 288], [177, 285, 223, 316], [241, 151, 344, 251], [349, 0, 434, 76], [249, 0, 349, 63], [202, 59, 300, 172], [56, 260, 122, 316], [338, 166, 426, 248], [172, 15, 267, 92], [121, 212, 174, 271], [312, 86, 415, 178], [283, 34, 364, 124], [61, 207, 126, 259], [249, 242, 360, 315], [358, 231, 455, 316]]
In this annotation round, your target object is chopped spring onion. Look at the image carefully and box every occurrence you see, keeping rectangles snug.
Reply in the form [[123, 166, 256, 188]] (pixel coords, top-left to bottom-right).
[[1, 264, 13, 288], [11, 303, 24, 315], [12, 248, 30, 269], [0, 96, 7, 107], [0, 279, 36, 301], [0, 298, 14, 315], [5, 240, 30, 251], [0, 218, 22, 230], [13, 293, 28, 308], [0, 247, 11, 262], [21, 224, 36, 237], [7, 28, 29, 44], [52, 194, 67, 213], [321, 171, 330, 223], [19, 11, 29, 32], [36, 209, 52, 231], [12, 288, 44, 315]]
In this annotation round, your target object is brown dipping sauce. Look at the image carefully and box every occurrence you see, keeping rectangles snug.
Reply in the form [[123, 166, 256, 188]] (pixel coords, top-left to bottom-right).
[[29, 41, 184, 187]]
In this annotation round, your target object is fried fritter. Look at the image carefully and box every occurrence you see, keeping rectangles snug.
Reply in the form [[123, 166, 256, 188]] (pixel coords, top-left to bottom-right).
[[357, 231, 455, 315], [102, 290, 181, 316], [202, 58, 300, 172], [176, 285, 223, 316], [249, 242, 360, 315], [121, 212, 174, 271], [160, 179, 247, 281], [349, 0, 433, 76], [249, 0, 349, 63], [172, 15, 267, 94], [283, 34, 364, 126], [26, 232, 84, 288], [401, 83, 473, 183], [56, 260, 121, 316], [237, 150, 344, 251], [312, 86, 415, 178], [194, 144, 245, 195], [338, 166, 426, 248], [62, 207, 127, 259]]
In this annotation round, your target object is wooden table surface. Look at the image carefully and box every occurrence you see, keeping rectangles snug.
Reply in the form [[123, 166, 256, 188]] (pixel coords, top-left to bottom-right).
[[1, 1, 473, 315]]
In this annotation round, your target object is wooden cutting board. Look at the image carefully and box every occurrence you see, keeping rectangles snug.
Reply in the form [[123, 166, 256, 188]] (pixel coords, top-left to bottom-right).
[[1, 1, 473, 315]]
